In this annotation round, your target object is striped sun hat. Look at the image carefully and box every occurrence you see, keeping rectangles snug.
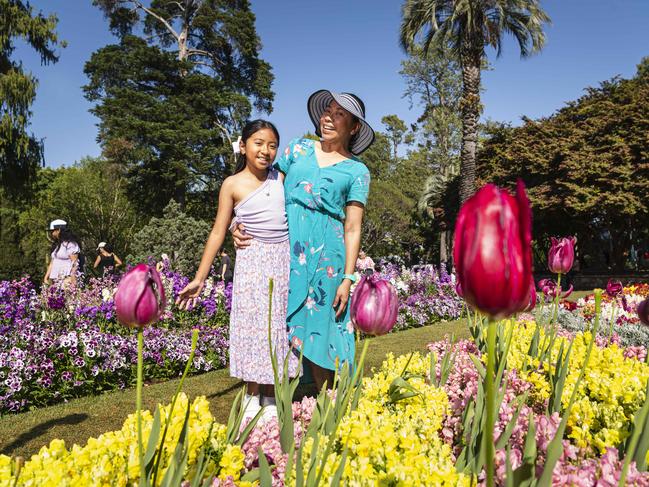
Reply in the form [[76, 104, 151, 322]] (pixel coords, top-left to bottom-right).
[[307, 90, 375, 155]]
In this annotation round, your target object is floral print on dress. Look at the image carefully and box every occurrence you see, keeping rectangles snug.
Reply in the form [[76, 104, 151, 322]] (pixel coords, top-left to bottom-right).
[[274, 138, 371, 372]]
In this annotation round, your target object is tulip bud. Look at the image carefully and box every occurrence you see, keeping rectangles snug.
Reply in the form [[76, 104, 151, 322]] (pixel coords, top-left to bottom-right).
[[453, 181, 533, 320], [115, 264, 166, 328], [638, 299, 649, 327], [606, 279, 623, 298], [455, 281, 463, 298], [547, 237, 576, 274], [351, 274, 399, 336], [523, 282, 537, 312]]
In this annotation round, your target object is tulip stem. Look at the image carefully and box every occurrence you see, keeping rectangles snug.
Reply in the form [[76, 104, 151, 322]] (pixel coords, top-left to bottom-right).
[[485, 319, 496, 487], [136, 328, 144, 483], [608, 301, 616, 338], [552, 273, 562, 329]]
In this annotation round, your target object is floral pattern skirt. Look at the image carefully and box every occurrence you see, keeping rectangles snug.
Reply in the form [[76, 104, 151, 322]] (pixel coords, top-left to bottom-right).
[[229, 238, 299, 384]]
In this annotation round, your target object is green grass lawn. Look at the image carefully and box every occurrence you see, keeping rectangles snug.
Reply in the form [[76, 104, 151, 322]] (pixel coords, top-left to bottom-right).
[[0, 320, 469, 459]]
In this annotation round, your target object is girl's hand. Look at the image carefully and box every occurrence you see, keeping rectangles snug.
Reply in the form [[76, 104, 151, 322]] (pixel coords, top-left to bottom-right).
[[176, 279, 205, 310], [333, 279, 352, 318], [231, 223, 252, 249]]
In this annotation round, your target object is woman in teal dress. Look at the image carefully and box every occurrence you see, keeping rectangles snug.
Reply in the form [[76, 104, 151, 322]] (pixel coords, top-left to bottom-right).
[[234, 90, 374, 390]]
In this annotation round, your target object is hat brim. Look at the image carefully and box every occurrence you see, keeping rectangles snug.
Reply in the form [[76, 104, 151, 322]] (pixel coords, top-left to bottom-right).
[[307, 90, 375, 155]]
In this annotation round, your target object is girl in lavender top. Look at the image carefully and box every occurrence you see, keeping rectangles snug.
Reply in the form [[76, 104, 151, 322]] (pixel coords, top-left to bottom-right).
[[44, 219, 81, 287], [177, 119, 298, 422]]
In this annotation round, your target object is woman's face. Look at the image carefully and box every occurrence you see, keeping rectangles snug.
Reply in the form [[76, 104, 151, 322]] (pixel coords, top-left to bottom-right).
[[319, 100, 360, 146], [51, 229, 61, 240], [359, 250, 366, 259], [240, 128, 278, 171]]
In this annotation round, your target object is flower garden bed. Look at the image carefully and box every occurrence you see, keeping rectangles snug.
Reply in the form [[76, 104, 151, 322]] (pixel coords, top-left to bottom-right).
[[4, 317, 649, 486], [1, 265, 461, 415]]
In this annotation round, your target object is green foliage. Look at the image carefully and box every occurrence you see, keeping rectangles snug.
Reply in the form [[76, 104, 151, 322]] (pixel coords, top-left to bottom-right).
[[477, 61, 649, 270], [1, 158, 138, 280], [127, 200, 210, 275], [0, 0, 63, 195], [86, 0, 274, 218], [400, 0, 550, 202], [381, 114, 412, 160]]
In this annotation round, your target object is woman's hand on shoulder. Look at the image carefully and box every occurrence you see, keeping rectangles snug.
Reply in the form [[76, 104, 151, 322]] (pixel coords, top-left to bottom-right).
[[176, 279, 205, 310]]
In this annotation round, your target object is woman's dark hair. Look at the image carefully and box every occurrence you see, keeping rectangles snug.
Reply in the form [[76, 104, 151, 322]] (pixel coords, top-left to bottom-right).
[[233, 119, 280, 174], [104, 243, 113, 253], [51, 227, 81, 254]]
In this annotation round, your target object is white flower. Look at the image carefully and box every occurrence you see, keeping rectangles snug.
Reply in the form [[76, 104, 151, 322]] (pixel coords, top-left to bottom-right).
[[346, 321, 354, 334], [299, 252, 307, 265]]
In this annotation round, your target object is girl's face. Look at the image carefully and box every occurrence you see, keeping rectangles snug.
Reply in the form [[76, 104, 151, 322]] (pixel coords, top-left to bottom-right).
[[240, 128, 278, 171], [319, 100, 360, 146], [51, 229, 60, 240]]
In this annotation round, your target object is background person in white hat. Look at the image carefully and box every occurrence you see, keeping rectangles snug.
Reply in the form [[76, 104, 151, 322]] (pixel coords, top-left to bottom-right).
[[232, 89, 374, 391], [93, 241, 123, 276], [44, 219, 82, 287]]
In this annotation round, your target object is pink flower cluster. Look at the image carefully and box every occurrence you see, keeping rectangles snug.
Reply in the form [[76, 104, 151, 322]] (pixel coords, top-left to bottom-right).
[[427, 335, 649, 486], [236, 396, 318, 486]]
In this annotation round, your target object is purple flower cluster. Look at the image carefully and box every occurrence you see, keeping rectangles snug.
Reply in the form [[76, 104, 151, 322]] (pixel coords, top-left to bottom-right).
[[0, 273, 230, 414], [377, 263, 463, 331]]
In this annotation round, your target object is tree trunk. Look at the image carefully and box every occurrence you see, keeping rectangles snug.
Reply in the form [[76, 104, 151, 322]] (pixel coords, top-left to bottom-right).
[[459, 49, 482, 203], [440, 230, 449, 266]]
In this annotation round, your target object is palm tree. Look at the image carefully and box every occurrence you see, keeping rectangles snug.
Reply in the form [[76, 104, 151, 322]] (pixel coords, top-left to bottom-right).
[[400, 0, 550, 203]]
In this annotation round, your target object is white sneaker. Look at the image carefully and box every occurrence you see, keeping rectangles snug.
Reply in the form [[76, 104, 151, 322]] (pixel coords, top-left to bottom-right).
[[242, 396, 261, 425], [259, 404, 278, 424]]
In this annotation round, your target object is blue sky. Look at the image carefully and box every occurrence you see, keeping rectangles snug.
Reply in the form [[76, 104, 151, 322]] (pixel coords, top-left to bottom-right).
[[15, 0, 649, 167]]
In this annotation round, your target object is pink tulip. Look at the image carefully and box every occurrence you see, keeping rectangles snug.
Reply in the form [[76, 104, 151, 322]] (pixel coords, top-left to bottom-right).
[[537, 278, 573, 300], [350, 274, 399, 336], [606, 279, 623, 298], [547, 237, 576, 274], [638, 299, 649, 327], [115, 264, 166, 328], [455, 281, 463, 298], [453, 181, 533, 320], [523, 282, 538, 312]]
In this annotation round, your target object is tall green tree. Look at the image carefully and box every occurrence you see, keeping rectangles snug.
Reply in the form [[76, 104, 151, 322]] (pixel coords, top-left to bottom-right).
[[400, 0, 549, 203], [477, 60, 649, 270], [401, 42, 462, 263], [15, 158, 138, 280], [86, 0, 274, 217], [0, 0, 62, 196], [381, 114, 412, 160]]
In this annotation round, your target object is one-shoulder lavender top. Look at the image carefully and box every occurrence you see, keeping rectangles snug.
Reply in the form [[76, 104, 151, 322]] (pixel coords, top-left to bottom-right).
[[232, 168, 289, 243]]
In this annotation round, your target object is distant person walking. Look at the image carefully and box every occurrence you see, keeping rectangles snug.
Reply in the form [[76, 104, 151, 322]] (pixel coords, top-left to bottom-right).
[[93, 242, 123, 276], [216, 249, 233, 284], [44, 219, 81, 287]]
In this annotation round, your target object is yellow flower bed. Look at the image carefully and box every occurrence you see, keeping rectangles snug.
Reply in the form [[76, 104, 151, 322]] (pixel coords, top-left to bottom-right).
[[507, 322, 649, 454], [290, 352, 471, 486], [0, 394, 245, 486]]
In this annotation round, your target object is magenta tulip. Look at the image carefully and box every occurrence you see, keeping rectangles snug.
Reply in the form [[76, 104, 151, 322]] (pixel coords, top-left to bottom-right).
[[606, 279, 623, 298], [547, 237, 576, 274], [453, 181, 533, 320], [523, 282, 538, 312], [351, 274, 399, 336], [638, 299, 649, 327], [115, 264, 166, 328], [455, 281, 464, 298], [537, 278, 573, 300]]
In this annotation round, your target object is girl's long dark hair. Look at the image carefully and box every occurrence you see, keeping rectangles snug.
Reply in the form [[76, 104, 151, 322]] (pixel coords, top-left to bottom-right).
[[234, 119, 280, 174], [51, 227, 81, 254]]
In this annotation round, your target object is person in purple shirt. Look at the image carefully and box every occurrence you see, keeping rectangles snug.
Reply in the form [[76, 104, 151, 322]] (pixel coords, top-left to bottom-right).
[[44, 219, 82, 287]]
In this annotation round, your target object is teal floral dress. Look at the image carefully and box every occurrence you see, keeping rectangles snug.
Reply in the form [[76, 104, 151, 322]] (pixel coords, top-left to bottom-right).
[[274, 138, 371, 372]]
